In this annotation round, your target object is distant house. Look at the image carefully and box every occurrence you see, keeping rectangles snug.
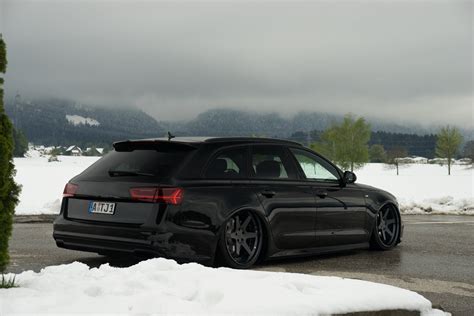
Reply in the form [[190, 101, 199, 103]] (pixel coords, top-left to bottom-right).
[[409, 156, 428, 164], [65, 145, 82, 156], [396, 156, 428, 164], [456, 158, 472, 165], [85, 147, 103, 156], [428, 158, 449, 165]]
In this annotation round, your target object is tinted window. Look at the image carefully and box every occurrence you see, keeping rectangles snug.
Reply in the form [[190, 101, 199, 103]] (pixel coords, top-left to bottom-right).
[[290, 148, 340, 182], [79, 150, 191, 180], [251, 146, 296, 179], [205, 147, 247, 179]]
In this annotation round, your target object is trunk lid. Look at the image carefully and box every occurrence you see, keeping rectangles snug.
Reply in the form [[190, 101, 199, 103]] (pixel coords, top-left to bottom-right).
[[64, 141, 195, 224]]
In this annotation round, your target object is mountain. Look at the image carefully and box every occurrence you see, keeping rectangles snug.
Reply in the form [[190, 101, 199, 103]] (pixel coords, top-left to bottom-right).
[[6, 99, 472, 151], [174, 109, 291, 137], [5, 98, 165, 147], [161, 109, 339, 138], [162, 108, 466, 138]]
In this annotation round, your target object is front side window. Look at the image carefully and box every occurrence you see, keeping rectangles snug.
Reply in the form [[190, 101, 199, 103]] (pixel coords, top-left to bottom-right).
[[290, 148, 340, 182], [205, 147, 247, 179], [251, 146, 296, 179]]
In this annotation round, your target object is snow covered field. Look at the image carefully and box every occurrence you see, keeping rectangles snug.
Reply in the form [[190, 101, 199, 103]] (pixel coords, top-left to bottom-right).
[[13, 153, 473, 215], [0, 258, 446, 315], [14, 154, 100, 215], [357, 163, 473, 215]]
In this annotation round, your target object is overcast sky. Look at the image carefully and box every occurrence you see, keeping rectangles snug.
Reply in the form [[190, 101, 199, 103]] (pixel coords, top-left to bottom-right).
[[1, 0, 472, 127]]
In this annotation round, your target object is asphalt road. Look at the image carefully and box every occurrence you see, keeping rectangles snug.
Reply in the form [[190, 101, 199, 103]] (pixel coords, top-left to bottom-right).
[[6, 215, 474, 315]]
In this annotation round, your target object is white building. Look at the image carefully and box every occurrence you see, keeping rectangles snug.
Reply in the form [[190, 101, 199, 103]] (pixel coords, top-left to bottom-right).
[[65, 145, 82, 156]]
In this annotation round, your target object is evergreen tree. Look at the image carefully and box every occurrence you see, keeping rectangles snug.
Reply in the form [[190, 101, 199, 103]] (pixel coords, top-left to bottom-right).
[[462, 140, 474, 160], [369, 144, 387, 163], [436, 126, 463, 175], [313, 114, 371, 171], [311, 128, 337, 161], [0, 35, 20, 273], [369, 131, 436, 158], [12, 128, 28, 157]]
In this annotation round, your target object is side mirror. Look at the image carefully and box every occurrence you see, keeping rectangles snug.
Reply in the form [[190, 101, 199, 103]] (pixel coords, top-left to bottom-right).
[[343, 171, 357, 184]]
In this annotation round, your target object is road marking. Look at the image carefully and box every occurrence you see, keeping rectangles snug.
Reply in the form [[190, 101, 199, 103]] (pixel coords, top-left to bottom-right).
[[406, 221, 474, 225]]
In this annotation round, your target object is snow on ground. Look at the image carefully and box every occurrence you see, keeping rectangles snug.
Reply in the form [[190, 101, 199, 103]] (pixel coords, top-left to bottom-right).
[[356, 163, 473, 215], [14, 154, 99, 215], [0, 258, 447, 316], [13, 152, 473, 215]]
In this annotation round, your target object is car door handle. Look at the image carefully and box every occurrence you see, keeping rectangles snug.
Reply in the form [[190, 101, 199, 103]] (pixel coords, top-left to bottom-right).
[[316, 190, 328, 198], [261, 190, 276, 198]]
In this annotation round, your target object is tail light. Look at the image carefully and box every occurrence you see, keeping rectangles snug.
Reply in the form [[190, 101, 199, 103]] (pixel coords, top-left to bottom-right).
[[63, 183, 78, 197], [129, 187, 184, 205]]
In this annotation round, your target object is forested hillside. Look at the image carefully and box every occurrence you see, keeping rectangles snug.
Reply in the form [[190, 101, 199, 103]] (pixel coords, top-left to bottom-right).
[[369, 131, 437, 158], [5, 99, 471, 159], [168, 109, 433, 138], [5, 98, 165, 147]]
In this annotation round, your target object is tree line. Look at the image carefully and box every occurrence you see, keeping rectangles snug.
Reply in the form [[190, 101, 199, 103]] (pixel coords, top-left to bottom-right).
[[5, 98, 164, 150], [310, 114, 466, 175]]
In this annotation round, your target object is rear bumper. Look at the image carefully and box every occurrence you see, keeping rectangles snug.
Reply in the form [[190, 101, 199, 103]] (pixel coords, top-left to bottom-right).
[[53, 215, 216, 265]]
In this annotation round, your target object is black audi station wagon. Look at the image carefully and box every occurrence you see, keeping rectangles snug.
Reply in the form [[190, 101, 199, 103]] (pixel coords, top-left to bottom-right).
[[53, 137, 403, 268]]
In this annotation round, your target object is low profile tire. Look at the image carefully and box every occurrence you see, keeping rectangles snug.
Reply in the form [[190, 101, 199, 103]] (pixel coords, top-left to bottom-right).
[[217, 210, 263, 269], [370, 204, 401, 250]]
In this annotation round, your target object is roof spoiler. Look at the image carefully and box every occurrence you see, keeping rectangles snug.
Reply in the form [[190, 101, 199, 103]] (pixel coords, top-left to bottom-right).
[[113, 140, 198, 152]]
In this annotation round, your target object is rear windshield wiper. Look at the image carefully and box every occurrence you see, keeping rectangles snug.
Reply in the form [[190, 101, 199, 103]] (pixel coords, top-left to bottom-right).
[[108, 170, 156, 177]]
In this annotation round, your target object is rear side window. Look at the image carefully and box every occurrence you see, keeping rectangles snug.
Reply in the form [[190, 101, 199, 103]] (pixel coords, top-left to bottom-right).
[[205, 147, 247, 179], [250, 146, 297, 180], [79, 150, 191, 180]]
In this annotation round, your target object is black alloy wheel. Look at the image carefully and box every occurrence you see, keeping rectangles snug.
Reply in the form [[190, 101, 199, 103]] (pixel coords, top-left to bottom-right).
[[218, 210, 263, 268], [371, 204, 400, 250]]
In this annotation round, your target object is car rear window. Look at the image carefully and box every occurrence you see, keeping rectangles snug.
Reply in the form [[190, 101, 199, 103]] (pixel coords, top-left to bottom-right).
[[78, 149, 192, 180]]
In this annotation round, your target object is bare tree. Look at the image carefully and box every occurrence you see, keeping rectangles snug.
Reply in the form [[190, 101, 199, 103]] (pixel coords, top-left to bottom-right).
[[386, 146, 408, 175]]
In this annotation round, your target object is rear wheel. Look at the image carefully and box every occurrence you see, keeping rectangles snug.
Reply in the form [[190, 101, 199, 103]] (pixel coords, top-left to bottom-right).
[[217, 210, 263, 269], [370, 204, 401, 250]]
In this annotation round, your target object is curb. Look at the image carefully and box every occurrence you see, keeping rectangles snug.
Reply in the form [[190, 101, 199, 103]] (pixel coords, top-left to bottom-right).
[[336, 310, 420, 316], [14, 215, 56, 223]]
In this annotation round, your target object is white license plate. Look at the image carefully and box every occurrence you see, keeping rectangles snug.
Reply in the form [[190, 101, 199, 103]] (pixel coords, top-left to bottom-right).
[[88, 201, 116, 215]]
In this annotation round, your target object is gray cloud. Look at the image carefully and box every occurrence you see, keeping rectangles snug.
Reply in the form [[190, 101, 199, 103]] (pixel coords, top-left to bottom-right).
[[2, 0, 473, 128]]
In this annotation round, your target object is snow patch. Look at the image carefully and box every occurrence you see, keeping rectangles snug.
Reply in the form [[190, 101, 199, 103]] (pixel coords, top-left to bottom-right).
[[356, 163, 473, 216], [66, 114, 100, 126], [13, 154, 100, 215], [400, 197, 474, 215], [0, 258, 447, 315]]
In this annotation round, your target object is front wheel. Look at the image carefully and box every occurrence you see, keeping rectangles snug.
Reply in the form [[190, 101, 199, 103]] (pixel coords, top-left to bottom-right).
[[217, 210, 263, 269], [370, 204, 401, 250]]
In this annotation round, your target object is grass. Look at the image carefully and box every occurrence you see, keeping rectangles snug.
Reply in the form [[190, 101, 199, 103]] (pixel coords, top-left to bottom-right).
[[0, 274, 17, 288]]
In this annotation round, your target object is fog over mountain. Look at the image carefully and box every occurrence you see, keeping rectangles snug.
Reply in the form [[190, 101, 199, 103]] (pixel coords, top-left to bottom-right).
[[1, 1, 472, 128]]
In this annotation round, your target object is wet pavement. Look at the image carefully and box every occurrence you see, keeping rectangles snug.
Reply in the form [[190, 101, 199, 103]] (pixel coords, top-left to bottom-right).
[[7, 215, 474, 315]]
